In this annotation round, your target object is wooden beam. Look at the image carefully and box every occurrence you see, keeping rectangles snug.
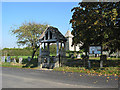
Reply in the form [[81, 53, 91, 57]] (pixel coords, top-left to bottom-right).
[[39, 43, 42, 56], [47, 43, 50, 51], [48, 30, 50, 39], [61, 42, 62, 50], [57, 41, 59, 56], [64, 42, 66, 51]]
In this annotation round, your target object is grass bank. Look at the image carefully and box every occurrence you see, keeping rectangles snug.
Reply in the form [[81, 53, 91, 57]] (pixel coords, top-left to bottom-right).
[[0, 62, 38, 69], [0, 62, 23, 68]]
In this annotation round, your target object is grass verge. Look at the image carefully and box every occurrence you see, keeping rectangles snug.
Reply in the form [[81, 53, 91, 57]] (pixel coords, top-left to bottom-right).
[[53, 66, 119, 76], [0, 62, 23, 68], [0, 62, 38, 69]]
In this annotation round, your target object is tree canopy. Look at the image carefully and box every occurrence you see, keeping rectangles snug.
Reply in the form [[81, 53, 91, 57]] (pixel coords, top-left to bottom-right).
[[11, 22, 48, 59], [70, 2, 120, 55]]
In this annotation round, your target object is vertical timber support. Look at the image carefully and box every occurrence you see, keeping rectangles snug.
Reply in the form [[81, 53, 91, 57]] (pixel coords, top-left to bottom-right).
[[47, 43, 50, 64], [60, 42, 62, 66], [44, 36, 46, 49], [56, 41, 59, 56], [48, 30, 50, 40], [60, 42, 62, 51], [55, 41, 60, 67], [38, 42, 42, 68], [64, 42, 66, 51]]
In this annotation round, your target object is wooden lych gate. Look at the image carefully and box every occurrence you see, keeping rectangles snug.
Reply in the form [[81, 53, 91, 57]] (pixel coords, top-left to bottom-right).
[[38, 26, 67, 69]]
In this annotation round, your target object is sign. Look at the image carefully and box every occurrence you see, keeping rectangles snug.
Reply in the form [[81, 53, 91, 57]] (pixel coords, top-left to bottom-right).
[[89, 46, 102, 54]]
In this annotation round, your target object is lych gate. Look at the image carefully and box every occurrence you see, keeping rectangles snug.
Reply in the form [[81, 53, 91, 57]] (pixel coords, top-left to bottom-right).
[[38, 26, 67, 69]]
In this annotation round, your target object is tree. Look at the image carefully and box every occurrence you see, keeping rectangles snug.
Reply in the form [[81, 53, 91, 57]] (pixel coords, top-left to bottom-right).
[[49, 44, 57, 55], [70, 2, 120, 55], [11, 22, 48, 60]]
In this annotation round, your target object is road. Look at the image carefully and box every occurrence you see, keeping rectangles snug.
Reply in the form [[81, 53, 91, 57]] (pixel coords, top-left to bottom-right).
[[1, 67, 119, 88]]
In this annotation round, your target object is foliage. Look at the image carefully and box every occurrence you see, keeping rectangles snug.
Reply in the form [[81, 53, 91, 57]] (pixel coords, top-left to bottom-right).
[[11, 22, 48, 60], [70, 2, 120, 55], [2, 48, 33, 56], [49, 44, 57, 55]]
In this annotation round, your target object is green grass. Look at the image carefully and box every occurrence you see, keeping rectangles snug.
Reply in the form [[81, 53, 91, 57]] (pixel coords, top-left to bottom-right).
[[69, 57, 120, 61], [4, 56, 38, 58], [53, 66, 119, 76], [0, 62, 39, 69], [89, 57, 120, 60], [0, 62, 23, 68], [50, 54, 56, 56]]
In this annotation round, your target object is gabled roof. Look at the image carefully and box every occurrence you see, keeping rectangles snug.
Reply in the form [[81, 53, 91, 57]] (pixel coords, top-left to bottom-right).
[[39, 26, 67, 43], [39, 26, 49, 40]]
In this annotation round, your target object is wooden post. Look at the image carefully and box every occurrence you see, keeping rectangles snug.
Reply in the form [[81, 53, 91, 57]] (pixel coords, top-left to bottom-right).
[[61, 42, 62, 51], [44, 36, 46, 49], [64, 42, 66, 51], [56, 41, 60, 67], [87, 52, 90, 68], [47, 43, 50, 64], [47, 43, 49, 50], [57, 41, 59, 56], [100, 46, 103, 68], [38, 42, 42, 68], [100, 60, 103, 68], [39, 43, 42, 56], [44, 43, 46, 49], [48, 31, 50, 39]]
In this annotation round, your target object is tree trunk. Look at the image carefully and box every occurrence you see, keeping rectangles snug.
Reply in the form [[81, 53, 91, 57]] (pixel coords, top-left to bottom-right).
[[85, 51, 87, 56], [31, 50, 36, 61], [31, 46, 39, 61]]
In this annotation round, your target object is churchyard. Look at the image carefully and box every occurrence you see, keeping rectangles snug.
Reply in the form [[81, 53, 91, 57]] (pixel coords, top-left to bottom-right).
[[0, 52, 120, 76], [1, 2, 120, 77]]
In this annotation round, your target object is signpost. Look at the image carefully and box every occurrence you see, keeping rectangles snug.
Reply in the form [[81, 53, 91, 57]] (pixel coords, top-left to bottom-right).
[[89, 46, 102, 54], [89, 46, 104, 68]]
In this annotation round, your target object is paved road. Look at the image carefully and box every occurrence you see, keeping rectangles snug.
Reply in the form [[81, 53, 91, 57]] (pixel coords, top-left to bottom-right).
[[1, 67, 118, 88]]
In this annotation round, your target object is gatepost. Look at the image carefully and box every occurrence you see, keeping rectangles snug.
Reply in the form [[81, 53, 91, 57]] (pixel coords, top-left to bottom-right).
[[100, 55, 107, 68]]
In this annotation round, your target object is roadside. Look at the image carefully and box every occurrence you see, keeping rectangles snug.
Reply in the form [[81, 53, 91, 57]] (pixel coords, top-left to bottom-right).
[[2, 67, 118, 88], [0, 62, 119, 77]]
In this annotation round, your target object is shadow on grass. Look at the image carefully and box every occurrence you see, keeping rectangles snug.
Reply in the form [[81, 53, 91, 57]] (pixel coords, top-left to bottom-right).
[[64, 58, 120, 68], [22, 58, 38, 68]]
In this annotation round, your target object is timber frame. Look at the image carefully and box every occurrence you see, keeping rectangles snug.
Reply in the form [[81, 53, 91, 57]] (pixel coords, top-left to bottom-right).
[[38, 26, 67, 69]]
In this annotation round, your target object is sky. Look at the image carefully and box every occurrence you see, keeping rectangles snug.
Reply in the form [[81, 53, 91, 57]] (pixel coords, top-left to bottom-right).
[[2, 2, 80, 49]]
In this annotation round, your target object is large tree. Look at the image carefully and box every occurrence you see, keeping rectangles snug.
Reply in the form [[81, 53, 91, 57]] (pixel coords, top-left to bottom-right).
[[11, 22, 48, 60], [70, 2, 120, 55]]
